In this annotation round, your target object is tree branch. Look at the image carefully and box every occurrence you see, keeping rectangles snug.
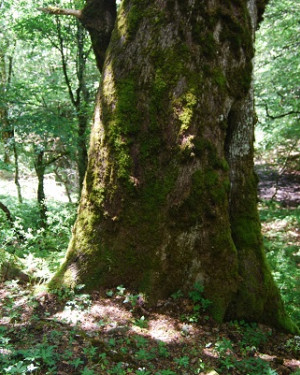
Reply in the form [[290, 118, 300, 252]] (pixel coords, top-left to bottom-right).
[[55, 17, 78, 108], [38, 6, 82, 19], [265, 103, 300, 120], [45, 152, 69, 166]]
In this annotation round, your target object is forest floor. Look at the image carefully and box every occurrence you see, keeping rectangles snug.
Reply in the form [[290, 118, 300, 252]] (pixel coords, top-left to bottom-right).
[[0, 166, 299, 375], [256, 165, 300, 208], [0, 169, 73, 203]]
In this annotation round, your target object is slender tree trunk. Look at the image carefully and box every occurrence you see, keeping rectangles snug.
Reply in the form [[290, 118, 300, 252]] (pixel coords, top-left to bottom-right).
[[34, 150, 47, 228], [0, 48, 14, 164], [51, 0, 297, 332], [0, 105, 13, 164], [55, 17, 91, 194], [77, 112, 88, 190], [12, 132, 22, 203], [54, 168, 73, 203], [75, 20, 90, 192]]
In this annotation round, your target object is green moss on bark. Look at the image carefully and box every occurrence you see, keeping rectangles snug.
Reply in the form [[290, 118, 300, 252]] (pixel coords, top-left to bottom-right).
[[50, 0, 297, 333]]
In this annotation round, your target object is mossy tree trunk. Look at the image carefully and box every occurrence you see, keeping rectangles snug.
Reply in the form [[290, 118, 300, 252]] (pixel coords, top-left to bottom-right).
[[51, 0, 296, 332]]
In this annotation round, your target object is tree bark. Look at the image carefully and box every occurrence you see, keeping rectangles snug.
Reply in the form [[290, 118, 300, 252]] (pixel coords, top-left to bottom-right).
[[0, 51, 13, 164], [80, 0, 117, 71], [75, 20, 90, 191], [39, 0, 117, 71], [51, 0, 297, 332], [77, 112, 89, 190], [12, 133, 23, 203], [0, 53, 13, 164], [34, 149, 47, 228]]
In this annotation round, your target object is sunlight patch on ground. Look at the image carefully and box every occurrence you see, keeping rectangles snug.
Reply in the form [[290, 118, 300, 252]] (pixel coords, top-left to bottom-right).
[[0, 173, 69, 202], [264, 219, 291, 233], [147, 316, 181, 342], [54, 308, 86, 325], [90, 301, 132, 323]]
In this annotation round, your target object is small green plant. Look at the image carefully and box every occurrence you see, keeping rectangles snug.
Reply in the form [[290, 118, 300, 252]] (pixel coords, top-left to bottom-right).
[[174, 355, 189, 368], [180, 282, 213, 323], [98, 353, 109, 370], [116, 285, 126, 295], [193, 358, 206, 373], [83, 345, 97, 360], [155, 370, 177, 375], [106, 290, 114, 297], [242, 323, 270, 348], [235, 357, 278, 375], [180, 283, 212, 323], [285, 335, 300, 354], [214, 337, 234, 356], [135, 336, 149, 348], [109, 362, 127, 374], [108, 338, 116, 347], [53, 285, 75, 301], [214, 338, 235, 371], [133, 316, 148, 329], [136, 368, 151, 375], [3, 300, 22, 324], [189, 282, 212, 310], [120, 346, 128, 354], [123, 293, 141, 307], [157, 341, 170, 358], [4, 361, 28, 374], [135, 348, 155, 361], [81, 366, 96, 375], [49, 330, 63, 344], [171, 289, 183, 299], [69, 357, 84, 369]]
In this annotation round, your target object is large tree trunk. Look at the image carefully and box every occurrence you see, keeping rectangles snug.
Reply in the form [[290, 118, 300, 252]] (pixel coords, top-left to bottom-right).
[[51, 0, 296, 332]]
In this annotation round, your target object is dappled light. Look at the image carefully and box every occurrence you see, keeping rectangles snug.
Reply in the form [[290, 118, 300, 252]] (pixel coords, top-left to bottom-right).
[[0, 0, 299, 374], [1, 281, 300, 374]]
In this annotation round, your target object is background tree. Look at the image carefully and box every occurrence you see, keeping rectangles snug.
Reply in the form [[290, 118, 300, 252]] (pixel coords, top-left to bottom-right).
[[4, 34, 79, 223], [0, 0, 99, 225], [51, 0, 297, 332], [255, 0, 300, 185], [0, 2, 22, 202], [18, 0, 99, 193]]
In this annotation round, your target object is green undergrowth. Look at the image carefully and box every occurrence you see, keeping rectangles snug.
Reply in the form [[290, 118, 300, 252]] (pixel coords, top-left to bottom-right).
[[0, 282, 296, 375], [259, 200, 300, 326], [0, 194, 76, 283]]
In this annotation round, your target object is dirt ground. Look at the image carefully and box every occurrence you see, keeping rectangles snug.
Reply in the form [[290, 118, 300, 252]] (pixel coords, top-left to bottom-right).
[[256, 166, 300, 208]]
